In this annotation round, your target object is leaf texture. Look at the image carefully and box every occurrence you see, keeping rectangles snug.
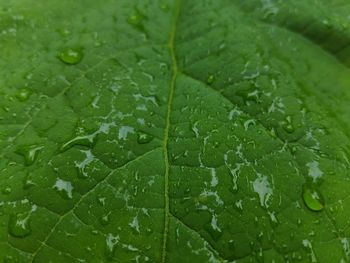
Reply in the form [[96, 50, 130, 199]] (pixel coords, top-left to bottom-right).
[[1, 0, 350, 262]]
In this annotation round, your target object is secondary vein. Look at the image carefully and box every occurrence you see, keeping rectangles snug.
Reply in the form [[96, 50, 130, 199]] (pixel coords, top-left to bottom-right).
[[161, 0, 181, 262]]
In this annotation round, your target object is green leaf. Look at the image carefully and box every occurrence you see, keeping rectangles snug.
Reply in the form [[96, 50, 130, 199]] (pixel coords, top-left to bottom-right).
[[1, 0, 350, 262]]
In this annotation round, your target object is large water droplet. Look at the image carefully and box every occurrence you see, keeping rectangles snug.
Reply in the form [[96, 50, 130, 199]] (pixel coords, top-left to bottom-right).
[[59, 134, 95, 153], [8, 213, 31, 238], [302, 185, 324, 211], [137, 132, 153, 144], [74, 149, 95, 179], [105, 233, 119, 259], [58, 48, 83, 65], [16, 88, 32, 102], [16, 145, 43, 166], [53, 178, 74, 199]]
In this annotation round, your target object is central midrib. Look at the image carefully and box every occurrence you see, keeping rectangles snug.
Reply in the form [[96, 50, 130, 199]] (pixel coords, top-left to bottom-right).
[[161, 0, 182, 262]]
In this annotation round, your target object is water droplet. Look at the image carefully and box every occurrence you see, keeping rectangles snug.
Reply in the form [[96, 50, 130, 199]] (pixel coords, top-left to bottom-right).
[[137, 132, 153, 144], [8, 213, 31, 238], [237, 84, 261, 103], [160, 3, 169, 11], [291, 146, 298, 154], [302, 185, 324, 211], [3, 106, 10, 112], [306, 161, 323, 182], [16, 145, 43, 166], [57, 28, 71, 37], [244, 119, 256, 130], [268, 211, 279, 228], [74, 149, 95, 179], [255, 248, 264, 262], [105, 233, 119, 259], [23, 179, 35, 189], [228, 239, 235, 251], [283, 124, 294, 133], [234, 200, 243, 212], [206, 74, 215, 85], [53, 178, 74, 199], [22, 172, 36, 190], [4, 255, 14, 263], [253, 174, 273, 208], [213, 141, 220, 148], [2, 186, 12, 195], [98, 197, 106, 206], [145, 227, 153, 236], [59, 134, 95, 152], [204, 215, 222, 241], [127, 10, 144, 30], [282, 116, 294, 133], [16, 88, 32, 101], [58, 48, 83, 65], [322, 19, 332, 28], [100, 214, 110, 226]]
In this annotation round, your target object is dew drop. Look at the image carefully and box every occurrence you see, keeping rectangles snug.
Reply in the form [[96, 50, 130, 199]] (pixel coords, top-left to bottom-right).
[[105, 233, 119, 259], [8, 213, 31, 238], [2, 186, 12, 195], [291, 146, 298, 154], [302, 185, 324, 212], [23, 179, 35, 190], [4, 255, 14, 263], [206, 74, 215, 85], [57, 28, 71, 37], [297, 218, 302, 225], [16, 145, 43, 166], [228, 240, 235, 251], [234, 200, 243, 212], [204, 215, 222, 241], [58, 48, 83, 65], [75, 149, 94, 179], [137, 132, 153, 144], [322, 19, 331, 28], [100, 214, 110, 226], [127, 10, 144, 30], [16, 88, 32, 102], [145, 227, 153, 236], [160, 3, 169, 11], [59, 134, 95, 153], [98, 197, 106, 206], [283, 123, 294, 133], [253, 174, 273, 208], [53, 178, 74, 199], [282, 116, 295, 133]]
